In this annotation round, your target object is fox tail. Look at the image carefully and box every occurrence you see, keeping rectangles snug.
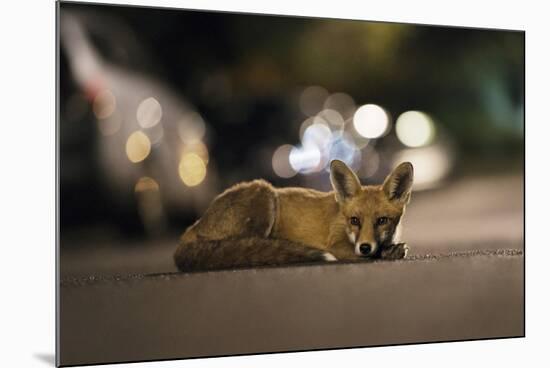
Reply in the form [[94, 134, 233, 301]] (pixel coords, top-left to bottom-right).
[[173, 237, 337, 272]]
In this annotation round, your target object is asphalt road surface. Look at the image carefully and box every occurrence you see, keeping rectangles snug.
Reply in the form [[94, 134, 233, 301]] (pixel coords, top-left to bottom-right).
[[58, 173, 524, 366]]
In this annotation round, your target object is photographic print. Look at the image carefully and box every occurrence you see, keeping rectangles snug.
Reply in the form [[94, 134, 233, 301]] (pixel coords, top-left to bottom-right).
[[57, 1, 524, 366]]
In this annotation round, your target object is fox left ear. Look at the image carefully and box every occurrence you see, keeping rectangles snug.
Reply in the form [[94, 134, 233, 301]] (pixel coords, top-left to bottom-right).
[[383, 162, 414, 204], [330, 160, 361, 203]]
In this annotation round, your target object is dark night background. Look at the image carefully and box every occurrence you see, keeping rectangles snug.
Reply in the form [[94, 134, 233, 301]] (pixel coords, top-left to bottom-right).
[[59, 2, 523, 252]]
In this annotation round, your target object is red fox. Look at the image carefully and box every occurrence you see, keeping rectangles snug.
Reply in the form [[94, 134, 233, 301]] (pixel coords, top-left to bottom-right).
[[174, 160, 413, 271]]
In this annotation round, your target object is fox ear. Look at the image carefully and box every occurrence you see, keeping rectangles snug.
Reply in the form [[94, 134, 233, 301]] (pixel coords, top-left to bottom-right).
[[383, 162, 414, 204], [330, 160, 361, 203]]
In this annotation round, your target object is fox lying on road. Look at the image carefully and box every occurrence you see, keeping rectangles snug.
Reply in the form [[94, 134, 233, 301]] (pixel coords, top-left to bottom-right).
[[174, 160, 413, 271]]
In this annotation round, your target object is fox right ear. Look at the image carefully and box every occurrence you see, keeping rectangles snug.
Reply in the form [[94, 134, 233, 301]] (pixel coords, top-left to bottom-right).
[[330, 160, 361, 203], [383, 162, 414, 205]]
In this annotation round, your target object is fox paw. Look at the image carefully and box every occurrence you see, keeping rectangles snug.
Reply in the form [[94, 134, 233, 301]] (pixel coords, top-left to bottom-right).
[[380, 243, 409, 260]]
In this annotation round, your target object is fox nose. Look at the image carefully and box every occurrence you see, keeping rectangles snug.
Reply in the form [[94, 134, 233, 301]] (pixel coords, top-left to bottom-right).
[[359, 243, 372, 256]]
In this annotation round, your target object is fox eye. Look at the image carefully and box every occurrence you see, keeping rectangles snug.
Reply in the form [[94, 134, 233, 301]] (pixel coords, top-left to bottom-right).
[[350, 216, 361, 226], [376, 217, 389, 226]]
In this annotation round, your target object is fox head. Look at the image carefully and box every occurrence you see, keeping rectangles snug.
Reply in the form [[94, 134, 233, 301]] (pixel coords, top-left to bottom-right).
[[329, 160, 413, 258]]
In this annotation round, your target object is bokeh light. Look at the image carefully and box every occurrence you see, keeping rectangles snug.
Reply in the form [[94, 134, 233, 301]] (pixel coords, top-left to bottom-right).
[[353, 104, 390, 139], [145, 124, 164, 145], [395, 111, 436, 147], [302, 122, 332, 150], [272, 144, 297, 178], [137, 97, 163, 128], [289, 145, 321, 173], [92, 89, 116, 120], [181, 141, 209, 164], [97, 111, 122, 136], [327, 132, 361, 171], [342, 119, 370, 149], [177, 112, 206, 144], [134, 176, 160, 192], [299, 86, 329, 116], [303, 122, 333, 171], [323, 92, 356, 119], [298, 117, 315, 141], [393, 145, 451, 190], [316, 109, 345, 128], [125, 131, 151, 163], [178, 152, 207, 187]]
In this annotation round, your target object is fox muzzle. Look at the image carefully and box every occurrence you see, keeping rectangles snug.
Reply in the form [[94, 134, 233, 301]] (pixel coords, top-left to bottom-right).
[[355, 242, 377, 257]]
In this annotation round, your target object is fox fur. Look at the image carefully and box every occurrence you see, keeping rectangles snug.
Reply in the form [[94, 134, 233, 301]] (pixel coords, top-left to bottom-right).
[[174, 160, 414, 271]]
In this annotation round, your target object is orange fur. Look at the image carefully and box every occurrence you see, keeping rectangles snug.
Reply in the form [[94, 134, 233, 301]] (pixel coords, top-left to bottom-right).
[[174, 160, 414, 270]]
